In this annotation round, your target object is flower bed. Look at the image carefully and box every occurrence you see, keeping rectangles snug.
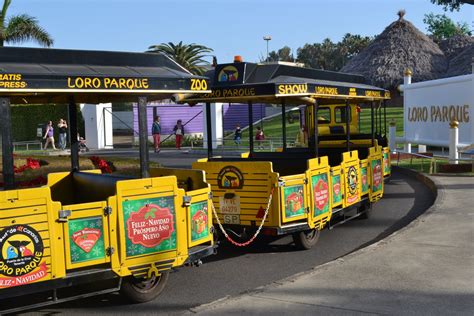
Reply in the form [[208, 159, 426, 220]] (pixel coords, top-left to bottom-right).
[[89, 156, 115, 174]]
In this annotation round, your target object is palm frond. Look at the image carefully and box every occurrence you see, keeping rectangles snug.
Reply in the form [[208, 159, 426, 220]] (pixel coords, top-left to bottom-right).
[[5, 14, 53, 47], [147, 41, 213, 75]]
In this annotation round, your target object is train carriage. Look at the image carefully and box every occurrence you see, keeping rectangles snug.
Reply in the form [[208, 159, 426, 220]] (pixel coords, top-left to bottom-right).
[[181, 58, 391, 249], [0, 47, 213, 313]]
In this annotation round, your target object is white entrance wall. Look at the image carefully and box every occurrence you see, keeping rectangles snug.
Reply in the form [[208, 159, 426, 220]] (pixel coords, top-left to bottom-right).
[[80, 103, 114, 149], [401, 74, 473, 148], [203, 103, 223, 149]]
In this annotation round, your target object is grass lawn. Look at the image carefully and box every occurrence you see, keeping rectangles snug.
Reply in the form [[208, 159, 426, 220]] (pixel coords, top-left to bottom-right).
[[394, 157, 445, 174], [235, 107, 404, 143], [393, 156, 473, 175]]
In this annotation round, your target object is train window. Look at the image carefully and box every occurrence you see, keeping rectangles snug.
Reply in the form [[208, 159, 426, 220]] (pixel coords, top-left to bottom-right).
[[317, 107, 330, 124], [335, 106, 351, 123]]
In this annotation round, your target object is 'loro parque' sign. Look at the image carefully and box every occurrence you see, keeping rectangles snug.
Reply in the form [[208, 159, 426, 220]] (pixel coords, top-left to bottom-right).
[[0, 74, 209, 91], [407, 105, 469, 123], [403, 75, 473, 147]]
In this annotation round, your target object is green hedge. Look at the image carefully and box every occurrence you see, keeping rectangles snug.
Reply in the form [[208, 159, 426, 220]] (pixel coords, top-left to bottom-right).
[[11, 104, 84, 142]]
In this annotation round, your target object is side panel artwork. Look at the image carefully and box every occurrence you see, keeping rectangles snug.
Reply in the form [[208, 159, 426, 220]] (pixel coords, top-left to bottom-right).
[[311, 173, 330, 216], [283, 185, 305, 218], [123, 196, 177, 257]]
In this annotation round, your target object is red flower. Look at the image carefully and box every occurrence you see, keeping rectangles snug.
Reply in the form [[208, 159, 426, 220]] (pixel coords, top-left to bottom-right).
[[13, 157, 42, 174], [18, 176, 47, 187], [89, 156, 113, 174], [1, 157, 46, 188]]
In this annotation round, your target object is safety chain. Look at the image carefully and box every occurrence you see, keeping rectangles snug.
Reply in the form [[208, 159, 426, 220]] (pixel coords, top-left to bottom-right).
[[210, 187, 275, 247]]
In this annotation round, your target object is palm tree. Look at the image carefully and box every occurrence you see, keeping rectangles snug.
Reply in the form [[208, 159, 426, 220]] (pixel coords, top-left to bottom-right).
[[148, 41, 213, 75], [0, 0, 53, 47]]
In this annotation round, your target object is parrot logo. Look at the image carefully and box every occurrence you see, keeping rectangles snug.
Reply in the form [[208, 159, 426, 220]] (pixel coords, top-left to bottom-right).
[[217, 166, 244, 189], [347, 166, 358, 195], [8, 240, 33, 258], [6, 246, 18, 259]]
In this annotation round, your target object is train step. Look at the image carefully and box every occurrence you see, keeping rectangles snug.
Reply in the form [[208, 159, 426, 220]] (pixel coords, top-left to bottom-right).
[[0, 268, 119, 314]]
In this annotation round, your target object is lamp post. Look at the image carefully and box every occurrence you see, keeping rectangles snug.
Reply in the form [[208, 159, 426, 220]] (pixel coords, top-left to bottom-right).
[[263, 35, 271, 62]]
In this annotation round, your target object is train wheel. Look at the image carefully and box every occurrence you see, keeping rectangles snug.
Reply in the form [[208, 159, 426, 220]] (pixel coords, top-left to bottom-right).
[[358, 202, 372, 220], [293, 228, 320, 250], [120, 271, 169, 303]]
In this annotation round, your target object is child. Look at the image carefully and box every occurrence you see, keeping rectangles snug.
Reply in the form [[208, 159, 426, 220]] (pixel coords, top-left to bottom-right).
[[173, 119, 184, 149], [255, 126, 265, 150], [234, 124, 242, 146]]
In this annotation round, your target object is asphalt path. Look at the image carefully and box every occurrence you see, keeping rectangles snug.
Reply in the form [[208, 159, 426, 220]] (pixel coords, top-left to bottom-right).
[[19, 152, 434, 315]]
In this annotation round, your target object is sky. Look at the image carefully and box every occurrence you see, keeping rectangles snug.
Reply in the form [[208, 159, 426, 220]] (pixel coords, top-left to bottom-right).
[[9, 0, 474, 63]]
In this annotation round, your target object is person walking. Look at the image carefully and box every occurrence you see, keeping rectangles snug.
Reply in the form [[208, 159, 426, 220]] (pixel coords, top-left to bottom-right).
[[173, 119, 184, 150], [295, 125, 308, 147], [255, 126, 265, 150], [234, 124, 242, 146], [57, 119, 68, 150], [151, 116, 161, 153], [43, 121, 56, 150]]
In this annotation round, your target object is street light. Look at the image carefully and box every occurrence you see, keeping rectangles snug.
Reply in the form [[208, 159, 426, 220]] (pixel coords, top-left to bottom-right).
[[263, 36, 271, 62], [262, 36, 272, 130]]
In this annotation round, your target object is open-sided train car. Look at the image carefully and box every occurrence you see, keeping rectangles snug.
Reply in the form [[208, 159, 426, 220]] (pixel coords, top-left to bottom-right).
[[181, 59, 391, 249], [0, 47, 213, 313]]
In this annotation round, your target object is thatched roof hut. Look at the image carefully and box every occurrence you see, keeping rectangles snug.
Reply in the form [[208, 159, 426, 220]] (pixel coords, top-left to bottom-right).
[[445, 44, 474, 77], [439, 35, 474, 60], [341, 11, 448, 90], [438, 35, 474, 78]]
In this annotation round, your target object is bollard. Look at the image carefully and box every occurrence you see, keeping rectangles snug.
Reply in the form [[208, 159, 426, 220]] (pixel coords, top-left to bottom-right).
[[404, 143, 412, 153], [403, 68, 412, 154], [404, 68, 412, 85], [449, 120, 459, 164], [389, 119, 396, 153]]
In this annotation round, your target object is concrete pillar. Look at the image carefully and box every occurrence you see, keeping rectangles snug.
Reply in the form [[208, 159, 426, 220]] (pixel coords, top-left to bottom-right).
[[404, 143, 412, 153], [203, 103, 223, 149], [449, 120, 459, 164], [418, 145, 427, 153], [80, 103, 113, 150], [389, 119, 396, 153]]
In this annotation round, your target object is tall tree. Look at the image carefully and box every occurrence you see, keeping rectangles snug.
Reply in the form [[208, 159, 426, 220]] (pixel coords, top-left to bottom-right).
[[147, 41, 213, 75], [0, 0, 53, 47], [296, 34, 372, 71], [423, 12, 472, 41], [338, 34, 373, 61], [296, 39, 339, 70], [265, 46, 294, 62], [430, 0, 469, 11]]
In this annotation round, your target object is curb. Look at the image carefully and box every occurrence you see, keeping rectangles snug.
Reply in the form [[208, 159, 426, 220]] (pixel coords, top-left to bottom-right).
[[186, 167, 440, 314]]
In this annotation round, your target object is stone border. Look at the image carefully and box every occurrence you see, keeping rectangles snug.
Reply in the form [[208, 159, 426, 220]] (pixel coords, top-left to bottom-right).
[[188, 167, 440, 314]]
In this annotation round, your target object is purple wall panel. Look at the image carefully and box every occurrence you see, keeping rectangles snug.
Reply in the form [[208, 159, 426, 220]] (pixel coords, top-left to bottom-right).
[[133, 103, 265, 134], [133, 103, 203, 134], [222, 103, 265, 131]]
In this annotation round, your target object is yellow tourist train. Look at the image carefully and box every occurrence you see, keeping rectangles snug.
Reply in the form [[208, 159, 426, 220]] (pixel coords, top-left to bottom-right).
[[0, 47, 392, 312], [0, 47, 213, 313], [181, 58, 391, 249]]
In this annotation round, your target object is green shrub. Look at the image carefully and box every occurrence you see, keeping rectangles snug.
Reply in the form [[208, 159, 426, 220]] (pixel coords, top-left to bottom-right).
[[11, 104, 84, 141]]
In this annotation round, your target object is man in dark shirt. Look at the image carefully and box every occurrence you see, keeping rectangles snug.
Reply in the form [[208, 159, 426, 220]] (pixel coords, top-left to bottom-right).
[[58, 119, 68, 150]]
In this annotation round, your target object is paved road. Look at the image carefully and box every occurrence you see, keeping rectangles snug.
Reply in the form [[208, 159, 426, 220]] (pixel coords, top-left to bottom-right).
[[84, 148, 234, 168], [18, 165, 434, 315]]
